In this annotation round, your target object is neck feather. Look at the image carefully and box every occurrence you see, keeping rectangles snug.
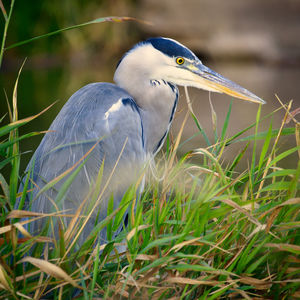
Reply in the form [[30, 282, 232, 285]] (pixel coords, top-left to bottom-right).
[[114, 65, 178, 153]]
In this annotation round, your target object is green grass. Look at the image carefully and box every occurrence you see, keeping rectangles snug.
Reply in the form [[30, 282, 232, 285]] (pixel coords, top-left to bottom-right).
[[0, 77, 299, 299], [1, 5, 300, 299]]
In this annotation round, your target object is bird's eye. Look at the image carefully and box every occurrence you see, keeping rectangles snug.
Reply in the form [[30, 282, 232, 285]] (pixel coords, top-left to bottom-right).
[[176, 57, 185, 65]]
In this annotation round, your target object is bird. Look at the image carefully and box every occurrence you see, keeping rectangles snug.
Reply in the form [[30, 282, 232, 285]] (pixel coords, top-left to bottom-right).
[[18, 37, 265, 246]]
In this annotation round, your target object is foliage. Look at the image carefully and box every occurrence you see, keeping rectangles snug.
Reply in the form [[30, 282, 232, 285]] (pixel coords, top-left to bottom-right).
[[1, 74, 299, 298]]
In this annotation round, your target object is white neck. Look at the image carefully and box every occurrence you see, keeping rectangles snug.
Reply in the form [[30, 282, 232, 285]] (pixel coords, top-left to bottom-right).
[[114, 45, 179, 154]]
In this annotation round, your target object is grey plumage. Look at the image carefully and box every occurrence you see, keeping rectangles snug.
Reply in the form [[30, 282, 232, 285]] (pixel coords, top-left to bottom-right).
[[22, 83, 145, 244]]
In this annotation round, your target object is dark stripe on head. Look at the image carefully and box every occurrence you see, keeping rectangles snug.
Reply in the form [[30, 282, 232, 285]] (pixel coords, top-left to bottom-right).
[[146, 37, 196, 60], [116, 37, 197, 70]]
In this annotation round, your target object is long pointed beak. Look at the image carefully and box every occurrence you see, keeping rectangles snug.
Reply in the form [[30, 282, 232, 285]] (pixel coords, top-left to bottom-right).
[[189, 63, 265, 104]]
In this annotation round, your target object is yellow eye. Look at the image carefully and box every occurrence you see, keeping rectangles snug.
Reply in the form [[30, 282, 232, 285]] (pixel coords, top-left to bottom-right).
[[176, 57, 185, 65]]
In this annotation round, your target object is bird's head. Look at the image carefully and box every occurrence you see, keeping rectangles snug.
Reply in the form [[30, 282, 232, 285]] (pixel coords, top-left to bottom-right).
[[114, 37, 265, 104]]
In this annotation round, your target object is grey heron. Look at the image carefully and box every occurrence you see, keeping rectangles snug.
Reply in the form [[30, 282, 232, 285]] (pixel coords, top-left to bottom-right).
[[19, 37, 265, 246]]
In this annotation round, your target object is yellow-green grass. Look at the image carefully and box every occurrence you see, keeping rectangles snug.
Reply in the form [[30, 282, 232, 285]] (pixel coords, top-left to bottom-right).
[[1, 82, 299, 299]]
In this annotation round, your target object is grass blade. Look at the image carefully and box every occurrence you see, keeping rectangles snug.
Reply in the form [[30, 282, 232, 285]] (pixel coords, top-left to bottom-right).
[[5, 17, 144, 51], [18, 257, 80, 288]]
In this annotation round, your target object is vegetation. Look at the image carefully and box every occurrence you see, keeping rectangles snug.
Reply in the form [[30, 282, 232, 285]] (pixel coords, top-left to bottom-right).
[[1, 2, 299, 299]]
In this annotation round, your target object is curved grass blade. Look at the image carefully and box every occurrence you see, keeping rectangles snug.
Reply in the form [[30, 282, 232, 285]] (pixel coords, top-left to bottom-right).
[[18, 256, 80, 288], [221, 100, 232, 142], [268, 146, 300, 168], [9, 60, 26, 207], [5, 16, 146, 51], [224, 106, 287, 146], [258, 120, 273, 173], [0, 102, 55, 138], [231, 127, 295, 144], [0, 0, 15, 68], [0, 131, 45, 154]]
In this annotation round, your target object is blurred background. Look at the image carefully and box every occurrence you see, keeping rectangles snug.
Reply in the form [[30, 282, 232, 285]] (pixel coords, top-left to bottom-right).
[[1, 0, 299, 173]]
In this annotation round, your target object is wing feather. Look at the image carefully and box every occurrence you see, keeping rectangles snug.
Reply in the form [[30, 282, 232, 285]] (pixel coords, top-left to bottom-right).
[[20, 83, 145, 243]]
